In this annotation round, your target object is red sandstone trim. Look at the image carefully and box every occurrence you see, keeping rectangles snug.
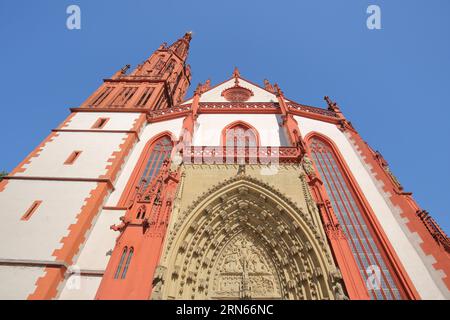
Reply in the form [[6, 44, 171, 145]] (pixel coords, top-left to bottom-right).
[[91, 117, 110, 129], [103, 206, 128, 211], [0, 180, 8, 192], [70, 107, 146, 113], [346, 129, 450, 291], [99, 114, 147, 185], [28, 182, 110, 299], [9, 132, 59, 176], [21, 201, 43, 221]]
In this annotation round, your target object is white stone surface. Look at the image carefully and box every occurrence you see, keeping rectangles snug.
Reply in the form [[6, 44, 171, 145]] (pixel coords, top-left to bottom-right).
[[58, 274, 102, 300], [16, 132, 128, 179], [61, 112, 141, 131], [193, 114, 288, 146], [0, 266, 45, 299], [0, 179, 97, 261], [75, 209, 125, 271], [182, 77, 278, 104]]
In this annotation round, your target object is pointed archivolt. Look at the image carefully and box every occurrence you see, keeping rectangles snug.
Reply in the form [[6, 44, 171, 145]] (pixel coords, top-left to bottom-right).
[[153, 175, 345, 300]]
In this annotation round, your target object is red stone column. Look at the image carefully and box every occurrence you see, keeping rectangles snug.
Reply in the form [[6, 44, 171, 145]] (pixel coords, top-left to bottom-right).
[[306, 172, 370, 300], [95, 162, 180, 300]]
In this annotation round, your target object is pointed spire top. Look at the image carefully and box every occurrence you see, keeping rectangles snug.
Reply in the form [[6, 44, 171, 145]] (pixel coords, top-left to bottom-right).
[[233, 67, 241, 78], [184, 31, 193, 42], [232, 67, 241, 86]]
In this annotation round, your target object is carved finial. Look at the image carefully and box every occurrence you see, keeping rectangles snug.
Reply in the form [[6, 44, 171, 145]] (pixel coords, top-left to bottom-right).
[[195, 83, 203, 95], [264, 79, 274, 93], [233, 66, 241, 78], [204, 79, 211, 89], [199, 79, 211, 93], [324, 96, 340, 112], [111, 64, 131, 79], [121, 64, 131, 74], [158, 42, 168, 50], [273, 83, 283, 97], [184, 31, 193, 42]]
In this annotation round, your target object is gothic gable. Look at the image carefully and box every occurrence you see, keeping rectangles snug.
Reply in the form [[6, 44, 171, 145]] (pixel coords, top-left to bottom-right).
[[182, 76, 279, 104]]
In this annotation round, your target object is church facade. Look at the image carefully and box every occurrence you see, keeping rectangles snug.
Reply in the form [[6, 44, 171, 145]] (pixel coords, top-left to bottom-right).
[[0, 33, 448, 300]]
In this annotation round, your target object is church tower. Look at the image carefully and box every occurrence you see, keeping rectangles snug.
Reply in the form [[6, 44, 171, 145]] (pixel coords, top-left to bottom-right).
[[0, 33, 448, 300]]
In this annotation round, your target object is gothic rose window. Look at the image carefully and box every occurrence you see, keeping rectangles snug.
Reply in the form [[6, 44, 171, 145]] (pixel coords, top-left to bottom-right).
[[309, 137, 402, 300]]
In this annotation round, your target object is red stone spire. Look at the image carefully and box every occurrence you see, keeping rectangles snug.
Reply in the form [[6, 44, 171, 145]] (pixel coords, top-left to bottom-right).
[[80, 32, 193, 110]]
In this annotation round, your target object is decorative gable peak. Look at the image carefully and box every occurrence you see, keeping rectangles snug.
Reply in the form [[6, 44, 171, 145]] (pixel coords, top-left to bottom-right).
[[221, 68, 254, 102], [182, 68, 279, 104]]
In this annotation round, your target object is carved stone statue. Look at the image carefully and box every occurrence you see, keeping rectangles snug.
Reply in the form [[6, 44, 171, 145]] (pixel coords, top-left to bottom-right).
[[329, 268, 348, 300], [152, 265, 167, 300], [332, 282, 349, 300], [302, 155, 316, 178]]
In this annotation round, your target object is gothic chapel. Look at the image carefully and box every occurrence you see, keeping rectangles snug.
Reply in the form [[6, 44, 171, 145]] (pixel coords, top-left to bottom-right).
[[0, 33, 449, 300]]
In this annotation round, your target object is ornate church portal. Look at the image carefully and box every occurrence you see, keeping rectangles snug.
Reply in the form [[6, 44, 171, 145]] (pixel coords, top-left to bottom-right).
[[154, 175, 345, 300]]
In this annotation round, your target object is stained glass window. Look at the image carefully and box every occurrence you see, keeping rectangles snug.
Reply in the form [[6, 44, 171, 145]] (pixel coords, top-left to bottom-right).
[[138, 136, 173, 188], [225, 124, 258, 147], [309, 137, 402, 300]]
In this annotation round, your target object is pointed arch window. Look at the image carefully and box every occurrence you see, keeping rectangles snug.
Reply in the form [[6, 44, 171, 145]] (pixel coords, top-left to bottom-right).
[[308, 137, 402, 300], [139, 136, 172, 187], [222, 122, 259, 147], [119, 135, 173, 205], [121, 247, 134, 279], [114, 246, 134, 280], [114, 247, 128, 279]]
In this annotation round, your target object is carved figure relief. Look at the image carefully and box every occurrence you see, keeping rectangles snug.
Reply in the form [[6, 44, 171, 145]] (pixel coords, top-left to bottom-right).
[[211, 233, 281, 299]]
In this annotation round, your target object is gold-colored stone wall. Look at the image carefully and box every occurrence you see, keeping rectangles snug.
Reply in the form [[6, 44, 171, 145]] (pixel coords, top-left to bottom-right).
[[154, 164, 345, 300]]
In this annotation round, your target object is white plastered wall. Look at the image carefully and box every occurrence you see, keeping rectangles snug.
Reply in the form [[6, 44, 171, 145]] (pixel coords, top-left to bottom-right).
[[56, 208, 125, 300], [0, 266, 46, 300], [0, 179, 98, 299], [17, 132, 128, 179], [193, 114, 288, 146], [56, 118, 184, 298], [58, 275, 102, 300], [73, 209, 125, 271], [294, 115, 445, 300], [0, 111, 142, 299], [0, 180, 98, 261], [182, 78, 278, 104], [61, 112, 141, 131]]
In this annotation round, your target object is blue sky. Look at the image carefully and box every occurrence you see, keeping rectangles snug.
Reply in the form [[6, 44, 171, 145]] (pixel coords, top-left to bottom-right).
[[0, 0, 449, 232]]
